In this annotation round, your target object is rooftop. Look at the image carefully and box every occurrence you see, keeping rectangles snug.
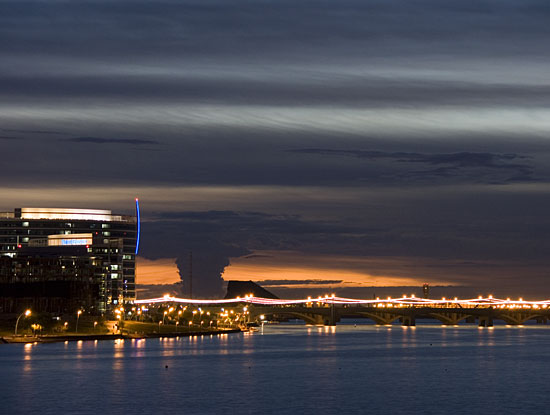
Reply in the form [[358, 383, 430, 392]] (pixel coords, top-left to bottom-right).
[[0, 208, 135, 222]]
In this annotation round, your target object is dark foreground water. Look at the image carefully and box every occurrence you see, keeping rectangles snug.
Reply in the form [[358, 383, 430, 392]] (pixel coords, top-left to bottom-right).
[[2, 322, 550, 415]]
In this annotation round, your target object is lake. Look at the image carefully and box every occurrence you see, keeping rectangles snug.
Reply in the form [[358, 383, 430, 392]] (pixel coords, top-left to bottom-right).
[[2, 321, 550, 414]]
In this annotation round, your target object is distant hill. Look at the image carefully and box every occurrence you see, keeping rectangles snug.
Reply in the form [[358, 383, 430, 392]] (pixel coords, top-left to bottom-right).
[[225, 280, 279, 299]]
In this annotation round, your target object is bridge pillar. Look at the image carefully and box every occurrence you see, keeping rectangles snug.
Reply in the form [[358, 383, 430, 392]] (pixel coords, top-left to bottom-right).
[[478, 317, 493, 327], [401, 316, 415, 326], [309, 314, 326, 325], [325, 304, 337, 326]]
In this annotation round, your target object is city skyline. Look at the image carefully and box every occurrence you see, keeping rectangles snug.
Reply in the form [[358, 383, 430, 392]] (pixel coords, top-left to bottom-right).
[[2, 0, 550, 298]]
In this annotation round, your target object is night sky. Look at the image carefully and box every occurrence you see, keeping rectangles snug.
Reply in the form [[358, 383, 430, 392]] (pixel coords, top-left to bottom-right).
[[2, 0, 550, 298]]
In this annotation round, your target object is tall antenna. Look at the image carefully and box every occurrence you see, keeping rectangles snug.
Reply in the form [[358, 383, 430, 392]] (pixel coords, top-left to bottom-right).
[[189, 250, 193, 299], [135, 198, 141, 255]]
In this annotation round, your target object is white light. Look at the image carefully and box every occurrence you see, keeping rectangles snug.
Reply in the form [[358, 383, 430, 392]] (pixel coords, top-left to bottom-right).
[[21, 208, 119, 222]]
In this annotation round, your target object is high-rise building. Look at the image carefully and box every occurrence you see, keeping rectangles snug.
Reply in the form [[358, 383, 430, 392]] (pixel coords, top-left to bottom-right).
[[0, 206, 139, 313]]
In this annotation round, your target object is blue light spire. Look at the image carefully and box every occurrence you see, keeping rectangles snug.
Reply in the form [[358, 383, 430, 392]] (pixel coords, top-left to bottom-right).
[[135, 198, 141, 255]]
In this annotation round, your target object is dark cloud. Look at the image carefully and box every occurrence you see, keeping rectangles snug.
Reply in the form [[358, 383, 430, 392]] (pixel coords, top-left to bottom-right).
[[2, 0, 550, 62], [289, 148, 529, 166], [289, 149, 535, 184], [140, 211, 353, 297], [141, 213, 253, 298], [138, 205, 550, 295], [64, 137, 159, 145], [6, 75, 550, 109], [176, 244, 251, 298], [2, 1, 550, 190], [2, 0, 550, 296], [147, 210, 364, 256], [2, 126, 545, 188], [242, 254, 274, 259], [1, 128, 67, 135]]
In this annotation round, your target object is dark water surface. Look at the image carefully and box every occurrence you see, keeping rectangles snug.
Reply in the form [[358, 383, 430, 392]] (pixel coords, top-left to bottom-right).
[[2, 322, 550, 414]]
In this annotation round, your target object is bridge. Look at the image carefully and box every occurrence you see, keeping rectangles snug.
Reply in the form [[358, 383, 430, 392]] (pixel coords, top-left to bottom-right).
[[134, 295, 550, 327]]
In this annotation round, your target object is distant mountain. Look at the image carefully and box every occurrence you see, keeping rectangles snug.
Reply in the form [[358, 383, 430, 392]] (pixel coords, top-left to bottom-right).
[[225, 280, 279, 299]]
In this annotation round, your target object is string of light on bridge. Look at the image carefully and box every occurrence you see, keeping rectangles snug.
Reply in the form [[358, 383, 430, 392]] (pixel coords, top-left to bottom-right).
[[134, 295, 550, 309]]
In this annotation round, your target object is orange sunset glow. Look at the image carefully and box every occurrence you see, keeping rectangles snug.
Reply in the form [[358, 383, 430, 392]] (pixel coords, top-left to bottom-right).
[[135, 257, 181, 285], [135, 251, 458, 287], [222, 251, 450, 287]]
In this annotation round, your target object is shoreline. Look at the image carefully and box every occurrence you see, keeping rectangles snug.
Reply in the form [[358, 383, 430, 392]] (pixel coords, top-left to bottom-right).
[[0, 328, 243, 344]]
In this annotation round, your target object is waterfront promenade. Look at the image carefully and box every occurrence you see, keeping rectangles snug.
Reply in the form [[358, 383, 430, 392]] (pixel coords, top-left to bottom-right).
[[1, 328, 241, 344]]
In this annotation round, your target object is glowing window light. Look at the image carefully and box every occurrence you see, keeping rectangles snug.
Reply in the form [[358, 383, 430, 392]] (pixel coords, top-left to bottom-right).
[[48, 233, 93, 246]]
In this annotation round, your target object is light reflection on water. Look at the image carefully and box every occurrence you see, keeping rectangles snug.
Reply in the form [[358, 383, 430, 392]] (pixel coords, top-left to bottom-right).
[[2, 323, 550, 414]]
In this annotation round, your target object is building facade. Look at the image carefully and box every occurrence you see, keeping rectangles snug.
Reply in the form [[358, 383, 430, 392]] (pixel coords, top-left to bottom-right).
[[0, 245, 103, 314], [0, 207, 138, 314]]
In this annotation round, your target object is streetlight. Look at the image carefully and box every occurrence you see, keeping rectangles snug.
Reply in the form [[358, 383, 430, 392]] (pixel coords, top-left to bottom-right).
[[75, 310, 82, 333], [94, 321, 98, 331], [176, 321, 179, 333], [163, 310, 168, 325], [158, 321, 163, 333], [15, 309, 31, 335]]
